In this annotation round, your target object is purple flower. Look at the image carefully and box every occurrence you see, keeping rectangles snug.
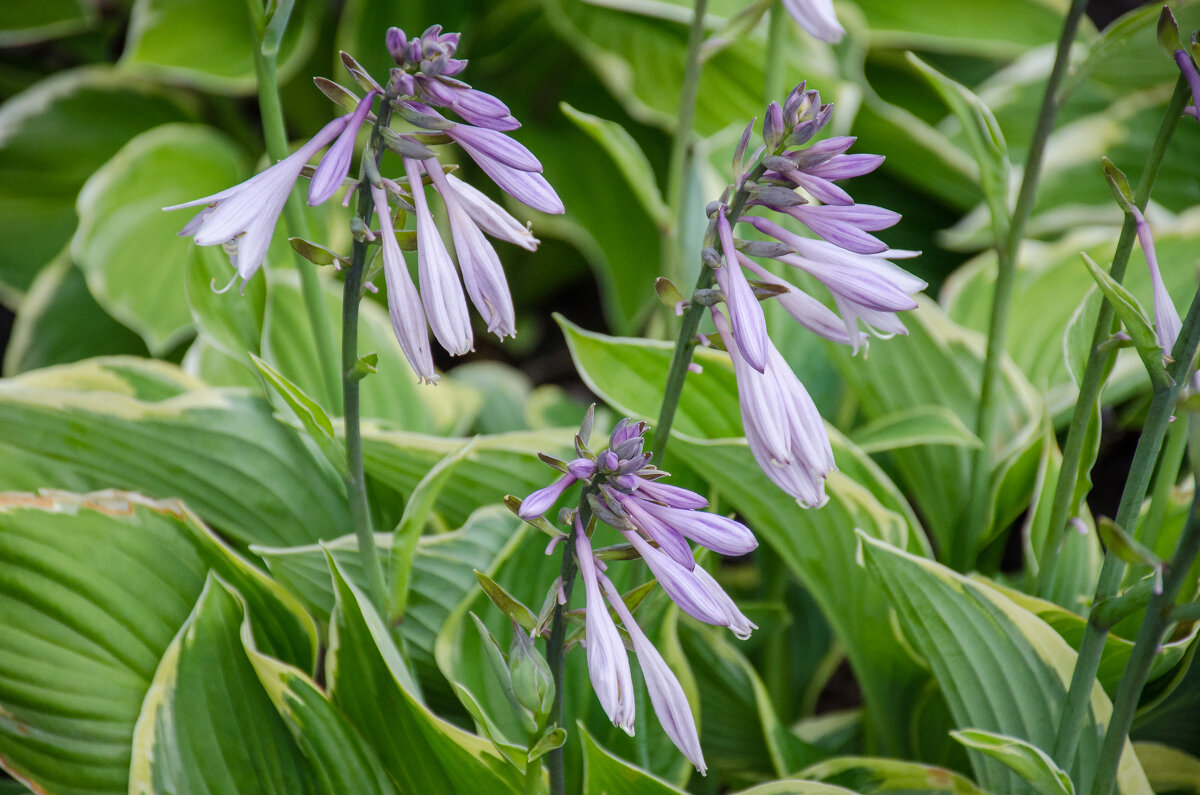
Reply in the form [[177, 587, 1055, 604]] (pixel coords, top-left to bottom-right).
[[636, 500, 758, 558], [445, 174, 540, 251], [308, 91, 376, 206], [609, 487, 696, 570], [1131, 205, 1182, 354], [518, 474, 578, 520], [426, 164, 517, 338], [736, 256, 852, 346], [370, 182, 437, 383], [597, 568, 706, 774], [714, 208, 769, 372], [633, 479, 708, 510], [782, 0, 844, 42], [404, 157, 473, 355], [165, 116, 350, 289], [620, 529, 732, 628], [713, 307, 834, 507], [1176, 50, 1200, 126], [577, 530, 635, 733]]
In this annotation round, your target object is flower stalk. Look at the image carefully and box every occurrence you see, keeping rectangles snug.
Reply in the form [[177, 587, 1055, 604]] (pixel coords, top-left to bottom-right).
[[341, 104, 395, 614], [958, 0, 1090, 571], [1052, 283, 1200, 774], [1035, 76, 1190, 593], [250, 18, 343, 410]]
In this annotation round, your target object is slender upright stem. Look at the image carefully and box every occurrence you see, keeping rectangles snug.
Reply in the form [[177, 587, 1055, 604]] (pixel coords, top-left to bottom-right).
[[1036, 77, 1190, 592], [763, 1, 787, 105], [958, 0, 1090, 570], [251, 44, 343, 410], [662, 0, 710, 293], [546, 495, 591, 795], [651, 161, 767, 466], [1053, 286, 1200, 775], [1092, 425, 1200, 795], [340, 104, 394, 614]]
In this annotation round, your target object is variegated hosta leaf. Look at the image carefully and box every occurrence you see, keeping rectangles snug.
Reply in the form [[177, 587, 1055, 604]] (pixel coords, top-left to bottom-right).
[[0, 357, 351, 548], [0, 490, 314, 794], [859, 534, 1152, 795]]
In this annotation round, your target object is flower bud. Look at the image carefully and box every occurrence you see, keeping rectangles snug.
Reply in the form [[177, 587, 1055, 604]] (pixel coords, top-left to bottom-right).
[[763, 101, 785, 150], [509, 623, 556, 724]]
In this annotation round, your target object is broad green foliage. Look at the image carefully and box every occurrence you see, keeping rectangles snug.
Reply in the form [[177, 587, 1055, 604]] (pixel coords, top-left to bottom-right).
[[800, 756, 991, 794]]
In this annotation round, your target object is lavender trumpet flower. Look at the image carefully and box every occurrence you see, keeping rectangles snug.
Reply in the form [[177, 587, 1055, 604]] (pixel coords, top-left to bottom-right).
[[781, 0, 845, 43], [370, 182, 436, 382], [513, 414, 758, 772], [1130, 205, 1182, 356]]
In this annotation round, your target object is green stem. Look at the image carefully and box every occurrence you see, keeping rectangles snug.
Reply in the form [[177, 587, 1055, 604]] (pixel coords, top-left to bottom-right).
[[252, 41, 343, 411], [1139, 412, 1188, 554], [1091, 419, 1200, 795], [546, 494, 591, 795], [1036, 76, 1190, 593], [1053, 286, 1200, 776], [340, 103, 395, 615], [662, 0, 710, 294], [763, 0, 787, 105], [958, 0, 1090, 571], [651, 160, 768, 466]]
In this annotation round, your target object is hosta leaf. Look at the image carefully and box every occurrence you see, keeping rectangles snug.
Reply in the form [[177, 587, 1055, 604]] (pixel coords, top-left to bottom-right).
[[0, 67, 194, 299], [800, 755, 990, 794], [0, 0, 94, 45], [326, 554, 524, 793], [0, 357, 350, 548], [72, 123, 246, 354], [129, 576, 313, 794], [0, 490, 313, 794], [859, 534, 1152, 795], [849, 405, 982, 453], [580, 724, 685, 795], [951, 729, 1073, 795]]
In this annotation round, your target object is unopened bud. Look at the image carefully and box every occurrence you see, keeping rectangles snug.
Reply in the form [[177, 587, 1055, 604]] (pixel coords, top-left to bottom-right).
[[509, 623, 555, 724], [763, 101, 785, 150]]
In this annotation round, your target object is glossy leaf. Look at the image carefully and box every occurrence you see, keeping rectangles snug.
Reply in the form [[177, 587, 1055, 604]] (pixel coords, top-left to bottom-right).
[[0, 357, 351, 547], [859, 534, 1152, 795], [951, 729, 1073, 795], [580, 724, 685, 795], [326, 554, 525, 793], [251, 352, 347, 478], [72, 123, 246, 354], [849, 405, 982, 454], [800, 756, 990, 794]]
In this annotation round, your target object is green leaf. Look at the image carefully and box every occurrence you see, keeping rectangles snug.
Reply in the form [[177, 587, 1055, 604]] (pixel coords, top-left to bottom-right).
[[0, 358, 351, 548], [2, 255, 147, 376], [1079, 251, 1169, 389], [129, 575, 313, 794], [1096, 517, 1163, 569], [580, 724, 686, 795], [1132, 742, 1200, 794], [73, 123, 246, 354], [732, 782, 859, 795], [121, 0, 321, 94], [187, 243, 267, 361], [243, 621, 399, 795], [256, 506, 517, 697], [326, 554, 525, 793], [0, 0, 93, 45], [907, 53, 1010, 245], [560, 102, 670, 230], [951, 729, 1073, 795], [849, 405, 983, 453], [389, 438, 476, 621], [474, 571, 538, 633], [362, 427, 574, 529], [556, 314, 742, 439], [0, 67, 194, 298], [858, 534, 1152, 794], [0, 490, 314, 794], [800, 756, 990, 794], [251, 352, 347, 478]]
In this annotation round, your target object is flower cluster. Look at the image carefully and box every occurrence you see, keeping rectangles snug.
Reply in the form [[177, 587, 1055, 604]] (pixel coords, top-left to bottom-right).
[[518, 417, 759, 773], [697, 83, 924, 505], [165, 25, 562, 383]]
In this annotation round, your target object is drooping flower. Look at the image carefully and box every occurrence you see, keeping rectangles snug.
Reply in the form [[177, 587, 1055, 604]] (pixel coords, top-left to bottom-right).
[[1175, 49, 1200, 126], [576, 528, 635, 734], [1130, 205, 1182, 355], [308, 91, 377, 206], [781, 0, 845, 43], [165, 115, 352, 290]]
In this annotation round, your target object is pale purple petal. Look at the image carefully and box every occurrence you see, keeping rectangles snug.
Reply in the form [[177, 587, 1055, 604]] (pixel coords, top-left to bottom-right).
[[567, 458, 597, 479], [404, 158, 474, 355], [519, 474, 578, 520], [1132, 205, 1182, 353], [465, 147, 564, 214], [614, 491, 695, 570], [371, 182, 437, 383], [715, 209, 769, 372], [621, 530, 729, 626], [637, 501, 758, 557], [786, 205, 889, 254], [446, 174, 540, 250], [597, 569, 706, 774], [783, 170, 854, 205], [806, 153, 885, 181], [634, 479, 708, 510], [427, 165, 517, 338], [781, 0, 844, 42], [690, 566, 757, 640], [1177, 51, 1200, 126], [788, 136, 856, 168], [448, 125, 542, 172], [308, 91, 376, 206], [712, 307, 794, 467], [737, 256, 852, 346], [577, 531, 635, 733]]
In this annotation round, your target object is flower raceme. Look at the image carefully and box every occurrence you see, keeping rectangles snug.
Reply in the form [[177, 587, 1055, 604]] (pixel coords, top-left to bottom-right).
[[515, 417, 758, 772], [693, 84, 924, 504], [164, 25, 563, 382]]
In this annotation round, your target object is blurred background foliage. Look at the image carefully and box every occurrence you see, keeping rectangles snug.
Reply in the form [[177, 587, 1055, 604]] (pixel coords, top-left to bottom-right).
[[3, 0, 1200, 793]]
